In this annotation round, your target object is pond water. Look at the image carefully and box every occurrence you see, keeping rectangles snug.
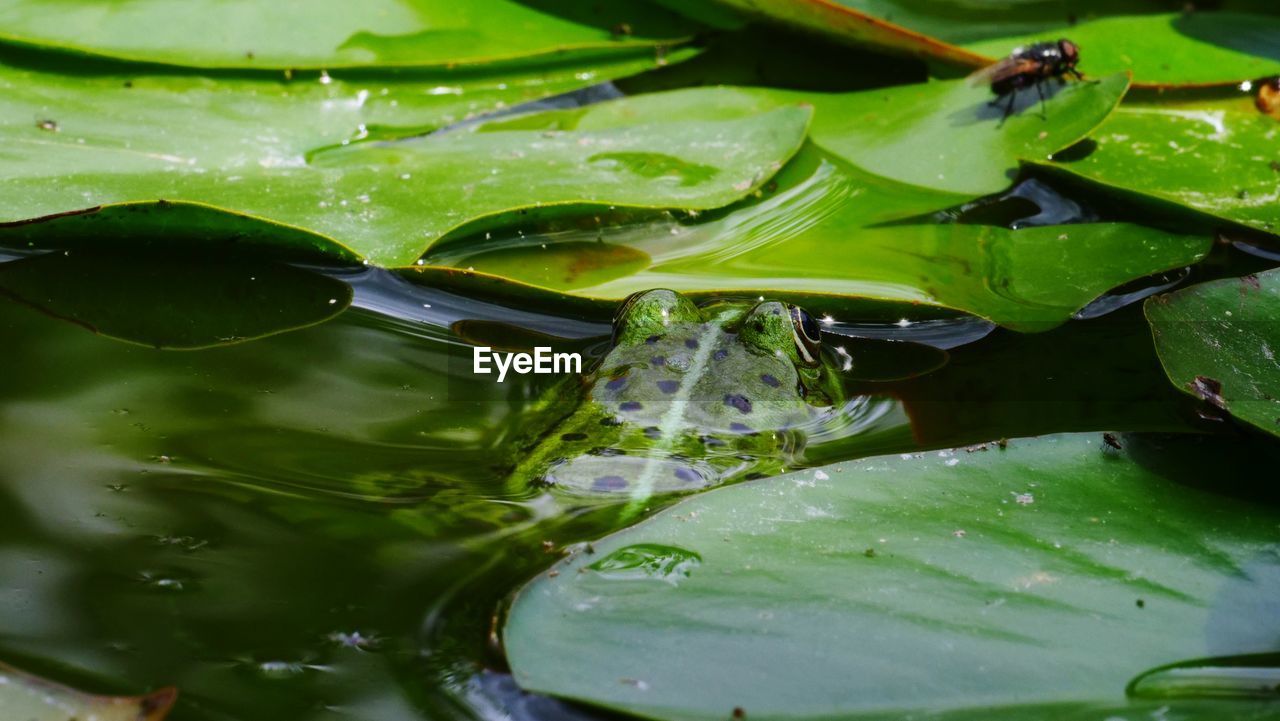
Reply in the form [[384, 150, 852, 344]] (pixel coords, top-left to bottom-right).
[[3, 65, 1277, 720], [0, 241, 1218, 720]]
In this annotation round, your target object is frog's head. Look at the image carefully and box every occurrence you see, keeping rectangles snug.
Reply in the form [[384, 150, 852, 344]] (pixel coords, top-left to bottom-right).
[[611, 289, 704, 346], [735, 299, 839, 405], [737, 300, 822, 368], [609, 290, 842, 406]]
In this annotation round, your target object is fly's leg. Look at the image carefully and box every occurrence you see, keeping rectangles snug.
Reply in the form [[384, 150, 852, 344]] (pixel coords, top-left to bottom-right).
[[1001, 88, 1017, 123], [1035, 79, 1047, 119]]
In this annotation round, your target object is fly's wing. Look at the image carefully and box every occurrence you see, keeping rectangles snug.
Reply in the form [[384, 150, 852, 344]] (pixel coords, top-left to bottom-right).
[[966, 56, 1039, 87]]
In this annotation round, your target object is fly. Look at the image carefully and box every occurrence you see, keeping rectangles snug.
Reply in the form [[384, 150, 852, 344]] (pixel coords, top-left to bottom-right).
[[971, 39, 1083, 121]]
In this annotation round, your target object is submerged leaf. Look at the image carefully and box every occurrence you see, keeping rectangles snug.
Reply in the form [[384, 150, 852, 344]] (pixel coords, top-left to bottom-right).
[[1144, 268, 1280, 438], [0, 250, 352, 349], [0, 661, 175, 721], [505, 433, 1280, 720], [412, 144, 1209, 332]]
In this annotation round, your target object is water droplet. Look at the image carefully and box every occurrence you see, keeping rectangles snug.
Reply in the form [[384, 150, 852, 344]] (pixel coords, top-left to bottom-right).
[[137, 571, 186, 592], [1128, 654, 1280, 699], [588, 544, 701, 585], [154, 535, 209, 552], [254, 660, 308, 679], [327, 631, 380, 650]]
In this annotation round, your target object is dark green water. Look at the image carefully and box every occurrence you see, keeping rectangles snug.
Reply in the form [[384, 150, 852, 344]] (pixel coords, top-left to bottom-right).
[[0, 253, 1223, 720]]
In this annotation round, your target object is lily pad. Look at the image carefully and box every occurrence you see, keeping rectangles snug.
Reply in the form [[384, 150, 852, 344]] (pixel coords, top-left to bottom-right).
[[505, 433, 1280, 720], [965, 13, 1280, 88], [0, 660, 175, 721], [415, 144, 1209, 332], [681, 2, 1280, 87], [549, 60, 1128, 199], [1039, 95, 1280, 236], [1144, 268, 1280, 438], [0, 250, 353, 349], [750, 72, 1130, 197], [0, 74, 808, 266], [0, 0, 699, 69]]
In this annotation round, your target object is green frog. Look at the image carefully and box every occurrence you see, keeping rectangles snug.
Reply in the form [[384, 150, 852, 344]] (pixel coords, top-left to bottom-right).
[[510, 289, 845, 514]]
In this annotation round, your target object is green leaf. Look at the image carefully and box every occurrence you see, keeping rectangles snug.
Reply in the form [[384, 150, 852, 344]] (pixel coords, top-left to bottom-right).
[[1039, 95, 1280, 236], [1145, 268, 1280, 438], [0, 72, 807, 266], [0, 0, 699, 69], [965, 13, 1280, 88], [505, 433, 1280, 720], [0, 250, 353, 349], [0, 660, 175, 721], [750, 72, 1130, 197], [676, 2, 1279, 88], [413, 144, 1209, 332]]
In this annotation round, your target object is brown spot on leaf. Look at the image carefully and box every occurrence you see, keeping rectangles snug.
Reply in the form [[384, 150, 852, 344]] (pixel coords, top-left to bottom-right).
[[1257, 78, 1280, 119], [1189, 375, 1227, 408]]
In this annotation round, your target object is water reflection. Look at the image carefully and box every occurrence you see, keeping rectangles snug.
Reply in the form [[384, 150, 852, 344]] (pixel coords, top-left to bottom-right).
[[0, 267, 1216, 720]]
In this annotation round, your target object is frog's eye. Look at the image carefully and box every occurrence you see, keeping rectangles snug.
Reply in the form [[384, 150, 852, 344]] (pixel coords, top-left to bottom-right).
[[612, 291, 646, 343], [789, 305, 822, 367], [612, 289, 702, 345]]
